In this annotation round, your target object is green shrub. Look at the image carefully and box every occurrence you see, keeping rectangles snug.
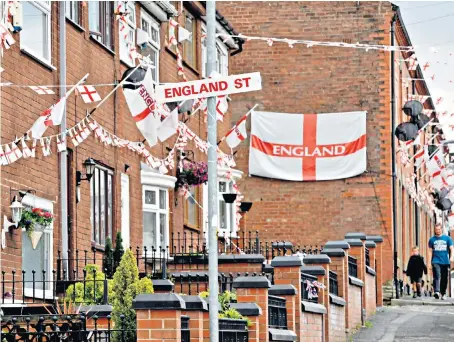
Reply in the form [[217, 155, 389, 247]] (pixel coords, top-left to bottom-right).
[[65, 264, 112, 305], [198, 290, 249, 327], [103, 237, 114, 278], [113, 232, 124, 271], [111, 249, 154, 342]]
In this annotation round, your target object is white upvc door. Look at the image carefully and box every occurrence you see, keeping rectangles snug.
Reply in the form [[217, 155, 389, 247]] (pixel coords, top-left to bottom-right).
[[121, 173, 130, 249]]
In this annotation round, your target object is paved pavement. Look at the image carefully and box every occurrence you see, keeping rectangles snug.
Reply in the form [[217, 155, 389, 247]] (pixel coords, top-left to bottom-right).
[[353, 303, 454, 341]]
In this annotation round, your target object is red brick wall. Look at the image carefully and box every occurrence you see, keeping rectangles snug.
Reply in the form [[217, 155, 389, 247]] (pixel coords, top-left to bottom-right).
[[347, 284, 362, 330], [365, 273, 377, 317], [216, 1, 396, 284], [300, 312, 323, 342], [0, 2, 232, 274], [329, 304, 346, 342]]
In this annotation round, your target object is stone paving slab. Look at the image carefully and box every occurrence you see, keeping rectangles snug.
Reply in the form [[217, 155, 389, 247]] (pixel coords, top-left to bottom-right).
[[391, 296, 454, 306]]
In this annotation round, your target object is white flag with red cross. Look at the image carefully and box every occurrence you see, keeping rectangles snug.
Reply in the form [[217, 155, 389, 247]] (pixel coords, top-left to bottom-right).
[[406, 54, 419, 71], [226, 114, 248, 149], [29, 86, 55, 95], [249, 111, 367, 181], [76, 85, 101, 103]]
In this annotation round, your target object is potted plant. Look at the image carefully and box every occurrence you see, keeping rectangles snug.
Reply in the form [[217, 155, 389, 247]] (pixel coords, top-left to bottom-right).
[[18, 208, 53, 249], [176, 160, 208, 190]]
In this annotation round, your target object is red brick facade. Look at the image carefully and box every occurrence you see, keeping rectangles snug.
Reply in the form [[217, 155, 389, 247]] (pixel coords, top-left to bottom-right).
[[329, 304, 346, 342], [348, 284, 362, 329]]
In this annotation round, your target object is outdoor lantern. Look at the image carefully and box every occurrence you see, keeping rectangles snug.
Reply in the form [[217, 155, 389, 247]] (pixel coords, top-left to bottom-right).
[[240, 202, 253, 213], [10, 196, 24, 224], [83, 158, 96, 181], [222, 193, 237, 204]]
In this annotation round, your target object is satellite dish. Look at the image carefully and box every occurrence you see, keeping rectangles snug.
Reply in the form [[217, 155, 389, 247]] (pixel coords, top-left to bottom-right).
[[414, 114, 430, 129], [121, 66, 147, 90], [403, 100, 423, 117], [394, 122, 419, 141]]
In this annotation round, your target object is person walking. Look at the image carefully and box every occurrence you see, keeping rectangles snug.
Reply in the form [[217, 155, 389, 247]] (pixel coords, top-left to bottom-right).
[[428, 223, 454, 300], [406, 246, 427, 298]]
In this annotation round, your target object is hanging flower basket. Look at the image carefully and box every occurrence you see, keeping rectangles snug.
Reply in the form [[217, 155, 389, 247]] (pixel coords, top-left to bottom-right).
[[18, 208, 53, 248], [176, 160, 208, 190]]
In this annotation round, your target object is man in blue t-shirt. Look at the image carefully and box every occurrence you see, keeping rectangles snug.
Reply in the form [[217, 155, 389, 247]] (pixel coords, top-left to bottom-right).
[[428, 223, 454, 300]]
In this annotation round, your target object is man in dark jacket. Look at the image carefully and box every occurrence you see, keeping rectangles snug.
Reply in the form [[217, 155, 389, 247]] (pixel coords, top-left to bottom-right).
[[406, 246, 427, 298]]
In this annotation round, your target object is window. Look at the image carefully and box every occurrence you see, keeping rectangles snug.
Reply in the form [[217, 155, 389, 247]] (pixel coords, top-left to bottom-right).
[[90, 164, 114, 246], [216, 41, 229, 76], [182, 11, 196, 69], [201, 25, 207, 77], [143, 187, 169, 249], [184, 186, 200, 229], [119, 1, 136, 66], [141, 10, 160, 82], [21, 1, 51, 63], [65, 1, 81, 25], [89, 1, 113, 49]]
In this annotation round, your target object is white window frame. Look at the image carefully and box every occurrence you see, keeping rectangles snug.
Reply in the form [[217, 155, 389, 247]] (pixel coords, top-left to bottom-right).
[[21, 1, 52, 65], [140, 10, 160, 82], [65, 1, 80, 25], [142, 185, 169, 252], [216, 39, 229, 76], [120, 1, 136, 67], [201, 24, 207, 78]]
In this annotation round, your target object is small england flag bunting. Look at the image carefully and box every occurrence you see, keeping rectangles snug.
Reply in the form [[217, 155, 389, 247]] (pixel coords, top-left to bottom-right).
[[76, 85, 101, 103], [29, 86, 55, 95]]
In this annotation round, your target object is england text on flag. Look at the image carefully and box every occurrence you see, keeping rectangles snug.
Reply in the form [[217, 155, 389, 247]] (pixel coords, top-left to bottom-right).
[[249, 111, 367, 181], [77, 85, 102, 103]]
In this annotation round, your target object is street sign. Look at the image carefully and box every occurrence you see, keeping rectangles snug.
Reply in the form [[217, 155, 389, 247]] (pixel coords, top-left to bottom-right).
[[155, 72, 262, 103]]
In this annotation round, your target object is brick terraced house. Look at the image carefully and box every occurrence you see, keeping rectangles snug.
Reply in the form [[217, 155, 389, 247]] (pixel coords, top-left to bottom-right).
[[218, 1, 437, 290]]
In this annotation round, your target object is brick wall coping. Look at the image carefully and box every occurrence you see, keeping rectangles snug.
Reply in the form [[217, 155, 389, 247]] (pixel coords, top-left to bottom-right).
[[269, 284, 297, 296], [301, 301, 327, 315], [219, 254, 265, 264], [80, 305, 112, 317], [303, 254, 331, 265], [365, 241, 376, 248], [349, 276, 364, 288], [366, 235, 384, 243], [345, 232, 367, 240], [366, 266, 376, 276], [271, 256, 303, 267], [320, 248, 346, 257], [263, 264, 274, 273], [345, 239, 363, 247], [230, 302, 262, 316], [171, 271, 209, 278], [269, 328, 298, 341], [272, 241, 293, 249], [233, 275, 271, 288], [151, 279, 174, 292], [301, 266, 326, 276], [132, 293, 186, 310], [329, 294, 347, 307], [181, 295, 208, 311], [324, 240, 350, 249]]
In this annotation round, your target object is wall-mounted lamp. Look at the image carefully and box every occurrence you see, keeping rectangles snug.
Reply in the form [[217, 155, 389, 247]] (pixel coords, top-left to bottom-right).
[[222, 193, 237, 204], [9, 196, 24, 225], [76, 158, 96, 186], [124, 164, 130, 173]]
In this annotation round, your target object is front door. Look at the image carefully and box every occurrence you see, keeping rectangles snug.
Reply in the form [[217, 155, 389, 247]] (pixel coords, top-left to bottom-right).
[[121, 173, 130, 249]]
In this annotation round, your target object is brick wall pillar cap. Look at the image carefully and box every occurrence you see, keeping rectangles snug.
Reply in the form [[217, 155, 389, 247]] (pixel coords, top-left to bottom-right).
[[345, 232, 367, 240], [365, 241, 376, 248], [269, 284, 297, 296], [132, 293, 185, 310], [324, 240, 350, 249], [230, 302, 262, 316], [366, 235, 384, 243], [366, 266, 376, 276], [301, 266, 326, 276], [151, 279, 174, 292], [233, 275, 271, 288], [218, 254, 265, 264], [303, 254, 331, 264], [271, 256, 303, 267], [181, 295, 208, 311], [80, 305, 112, 318], [344, 239, 363, 247], [329, 294, 347, 307], [349, 276, 364, 287], [269, 328, 297, 341], [320, 248, 345, 257]]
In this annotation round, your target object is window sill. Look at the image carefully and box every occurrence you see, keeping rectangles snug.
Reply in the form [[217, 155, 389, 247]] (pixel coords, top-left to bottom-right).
[[184, 224, 201, 232], [89, 36, 115, 56], [91, 242, 106, 252], [20, 47, 56, 71], [66, 17, 85, 32]]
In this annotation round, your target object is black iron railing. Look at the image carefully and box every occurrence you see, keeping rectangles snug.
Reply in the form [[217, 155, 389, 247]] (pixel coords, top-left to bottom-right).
[[365, 247, 370, 267], [1, 268, 109, 305], [329, 271, 339, 296], [268, 295, 287, 329], [181, 315, 190, 342], [219, 318, 249, 342], [301, 272, 319, 303], [1, 313, 129, 342], [348, 256, 358, 278]]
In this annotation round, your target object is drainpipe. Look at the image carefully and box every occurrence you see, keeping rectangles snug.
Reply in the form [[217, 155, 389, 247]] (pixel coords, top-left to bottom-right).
[[59, 2, 69, 278], [390, 13, 399, 299], [411, 80, 420, 246]]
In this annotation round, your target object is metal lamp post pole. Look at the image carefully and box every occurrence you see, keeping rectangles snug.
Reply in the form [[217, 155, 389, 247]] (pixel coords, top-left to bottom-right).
[[206, 2, 219, 341]]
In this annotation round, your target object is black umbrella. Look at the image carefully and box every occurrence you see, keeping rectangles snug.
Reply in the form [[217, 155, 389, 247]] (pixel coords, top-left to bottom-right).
[[414, 114, 431, 130], [121, 66, 147, 90], [394, 122, 419, 141], [403, 100, 423, 117]]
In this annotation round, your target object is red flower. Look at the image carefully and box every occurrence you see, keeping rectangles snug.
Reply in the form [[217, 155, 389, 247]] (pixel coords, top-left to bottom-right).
[[32, 208, 41, 214], [44, 212, 52, 219]]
